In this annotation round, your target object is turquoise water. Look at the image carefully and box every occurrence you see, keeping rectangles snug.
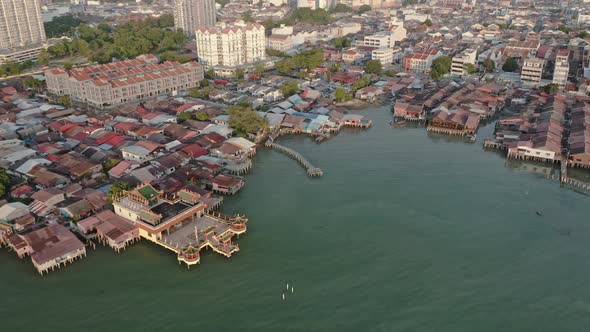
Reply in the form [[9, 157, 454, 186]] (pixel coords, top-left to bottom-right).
[[2, 106, 590, 331]]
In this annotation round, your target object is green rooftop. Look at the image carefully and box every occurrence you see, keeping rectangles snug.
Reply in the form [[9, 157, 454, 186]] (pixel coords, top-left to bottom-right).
[[138, 185, 158, 200]]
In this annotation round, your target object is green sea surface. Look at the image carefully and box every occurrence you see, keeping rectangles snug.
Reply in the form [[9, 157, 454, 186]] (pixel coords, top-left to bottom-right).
[[1, 106, 590, 331]]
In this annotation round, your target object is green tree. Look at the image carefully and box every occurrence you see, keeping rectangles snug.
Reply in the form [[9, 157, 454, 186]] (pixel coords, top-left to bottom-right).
[[200, 79, 209, 88], [430, 56, 452, 80], [483, 59, 495, 72], [178, 111, 194, 122], [158, 14, 175, 28], [464, 63, 479, 74], [57, 95, 72, 106], [242, 10, 255, 23], [364, 59, 383, 74], [37, 49, 50, 65], [333, 37, 351, 49], [579, 31, 589, 39], [351, 76, 370, 92], [383, 69, 397, 77], [423, 19, 433, 27], [44, 15, 82, 38], [297, 70, 309, 79], [331, 4, 353, 13], [266, 49, 286, 57], [335, 88, 352, 102], [281, 80, 300, 96], [357, 5, 372, 14], [23, 77, 43, 91], [195, 112, 209, 121], [502, 57, 519, 72], [235, 68, 245, 79], [64, 62, 74, 70], [108, 182, 132, 202], [102, 159, 120, 174], [540, 83, 559, 94], [558, 25, 572, 33], [228, 105, 266, 137], [205, 68, 215, 79]]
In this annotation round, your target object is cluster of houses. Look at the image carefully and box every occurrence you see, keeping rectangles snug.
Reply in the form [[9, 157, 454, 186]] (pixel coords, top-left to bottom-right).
[[486, 93, 590, 170]]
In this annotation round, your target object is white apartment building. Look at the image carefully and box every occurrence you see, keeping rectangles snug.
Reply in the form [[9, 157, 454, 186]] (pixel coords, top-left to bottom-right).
[[195, 23, 266, 68], [363, 23, 406, 48], [521, 57, 545, 86], [45, 54, 204, 108], [553, 49, 569, 86], [451, 48, 477, 76], [174, 0, 216, 37], [372, 48, 393, 65], [0, 0, 47, 63], [337, 0, 401, 9]]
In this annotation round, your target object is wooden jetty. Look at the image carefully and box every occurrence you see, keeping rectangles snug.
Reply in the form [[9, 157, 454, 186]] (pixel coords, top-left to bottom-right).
[[559, 158, 590, 194], [268, 142, 323, 177]]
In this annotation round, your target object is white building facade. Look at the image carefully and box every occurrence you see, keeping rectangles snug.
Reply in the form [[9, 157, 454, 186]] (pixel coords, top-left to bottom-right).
[[195, 23, 266, 68]]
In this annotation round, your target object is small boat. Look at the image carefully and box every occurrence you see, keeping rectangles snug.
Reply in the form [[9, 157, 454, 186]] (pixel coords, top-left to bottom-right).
[[291, 287, 294, 293], [467, 134, 477, 142], [282, 293, 285, 300], [536, 211, 543, 216], [286, 283, 289, 289]]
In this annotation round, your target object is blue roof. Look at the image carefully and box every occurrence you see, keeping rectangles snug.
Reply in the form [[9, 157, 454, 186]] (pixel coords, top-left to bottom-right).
[[98, 184, 112, 194], [311, 107, 330, 115], [98, 144, 113, 150], [292, 112, 318, 120], [287, 95, 304, 104]]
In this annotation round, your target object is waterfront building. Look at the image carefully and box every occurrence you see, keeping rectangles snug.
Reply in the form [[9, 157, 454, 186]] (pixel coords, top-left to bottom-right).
[[195, 23, 266, 70], [112, 182, 248, 267], [568, 103, 590, 168], [173, 0, 216, 37], [520, 57, 545, 86], [45, 54, 204, 109], [451, 49, 477, 76], [553, 49, 569, 86], [0, 0, 47, 63], [506, 97, 566, 163], [78, 210, 140, 253], [427, 110, 480, 136], [7, 224, 86, 275]]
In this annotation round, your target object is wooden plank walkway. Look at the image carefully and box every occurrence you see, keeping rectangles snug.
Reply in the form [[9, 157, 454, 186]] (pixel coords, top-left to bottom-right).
[[268, 142, 323, 177]]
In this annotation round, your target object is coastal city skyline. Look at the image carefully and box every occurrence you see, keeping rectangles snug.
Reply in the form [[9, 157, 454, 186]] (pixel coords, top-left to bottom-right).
[[1, 0, 590, 331]]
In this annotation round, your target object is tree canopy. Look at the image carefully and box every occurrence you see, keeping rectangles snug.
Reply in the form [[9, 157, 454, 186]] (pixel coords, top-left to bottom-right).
[[280, 81, 300, 96], [275, 49, 324, 75], [331, 4, 353, 13], [430, 56, 452, 80], [502, 57, 519, 72], [423, 19, 433, 27], [44, 15, 82, 38], [364, 60, 383, 74], [464, 63, 479, 74], [228, 105, 266, 137], [333, 37, 351, 49], [108, 182, 132, 201], [23, 77, 43, 91], [335, 88, 352, 102], [47, 15, 186, 64], [483, 59, 495, 72], [357, 5, 372, 14], [540, 83, 559, 94]]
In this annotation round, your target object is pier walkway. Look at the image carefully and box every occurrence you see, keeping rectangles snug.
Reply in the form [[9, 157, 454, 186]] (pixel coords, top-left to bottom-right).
[[264, 128, 323, 177], [267, 142, 323, 177]]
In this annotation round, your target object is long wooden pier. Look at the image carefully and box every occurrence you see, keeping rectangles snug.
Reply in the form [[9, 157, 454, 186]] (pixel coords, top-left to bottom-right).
[[268, 142, 323, 177]]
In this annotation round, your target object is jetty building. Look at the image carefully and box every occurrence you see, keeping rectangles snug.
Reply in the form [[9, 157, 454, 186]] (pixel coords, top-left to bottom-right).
[[7, 224, 86, 275], [112, 183, 247, 268]]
